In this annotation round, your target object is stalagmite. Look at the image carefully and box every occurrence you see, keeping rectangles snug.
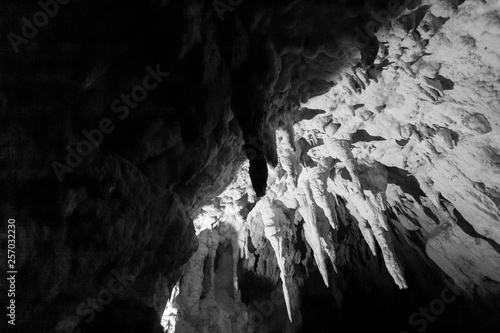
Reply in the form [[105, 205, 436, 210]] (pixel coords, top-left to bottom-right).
[[158, 0, 500, 331]]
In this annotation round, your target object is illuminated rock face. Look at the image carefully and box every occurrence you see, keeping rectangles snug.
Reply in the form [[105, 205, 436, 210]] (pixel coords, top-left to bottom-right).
[[164, 0, 500, 332], [1, 0, 500, 332]]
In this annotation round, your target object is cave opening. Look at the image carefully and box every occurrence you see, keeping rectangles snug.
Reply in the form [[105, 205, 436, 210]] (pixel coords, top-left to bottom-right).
[[2, 0, 500, 332]]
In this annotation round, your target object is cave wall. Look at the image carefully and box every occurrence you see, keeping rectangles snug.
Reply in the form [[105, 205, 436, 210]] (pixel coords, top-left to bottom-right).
[[1, 0, 500, 332], [1, 0, 246, 331], [0, 0, 396, 331], [163, 0, 500, 332]]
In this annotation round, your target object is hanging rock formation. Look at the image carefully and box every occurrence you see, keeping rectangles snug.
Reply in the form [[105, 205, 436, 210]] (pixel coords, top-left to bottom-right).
[[1, 0, 500, 332]]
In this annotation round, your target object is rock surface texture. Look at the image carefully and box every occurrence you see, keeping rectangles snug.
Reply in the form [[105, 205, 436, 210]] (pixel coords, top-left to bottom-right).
[[1, 0, 499, 332]]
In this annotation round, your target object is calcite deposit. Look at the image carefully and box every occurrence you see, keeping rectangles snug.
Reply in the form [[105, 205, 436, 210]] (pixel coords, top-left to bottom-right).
[[164, 0, 500, 332], [1, 0, 499, 332]]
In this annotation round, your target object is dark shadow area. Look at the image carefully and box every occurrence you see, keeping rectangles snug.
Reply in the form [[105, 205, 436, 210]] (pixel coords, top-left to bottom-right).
[[436, 75, 455, 90], [78, 300, 163, 333], [454, 209, 500, 254], [238, 269, 277, 306], [414, 5, 432, 28], [352, 129, 386, 143], [386, 166, 426, 203], [449, 128, 460, 145], [340, 167, 353, 181], [293, 107, 326, 122], [200, 255, 211, 300], [396, 138, 409, 146], [301, 211, 493, 333], [300, 268, 335, 333]]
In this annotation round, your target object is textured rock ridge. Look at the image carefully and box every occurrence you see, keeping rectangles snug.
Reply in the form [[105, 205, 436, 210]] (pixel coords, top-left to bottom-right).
[[165, 0, 500, 332], [1, 0, 499, 332]]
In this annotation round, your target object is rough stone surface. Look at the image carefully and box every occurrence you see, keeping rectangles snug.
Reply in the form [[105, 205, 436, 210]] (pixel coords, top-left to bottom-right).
[[1, 0, 499, 332]]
